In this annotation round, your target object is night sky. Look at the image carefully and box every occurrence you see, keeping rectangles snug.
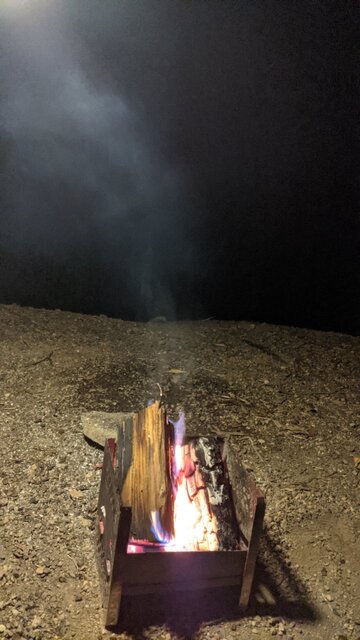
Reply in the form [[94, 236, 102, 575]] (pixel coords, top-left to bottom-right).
[[0, 1, 359, 332]]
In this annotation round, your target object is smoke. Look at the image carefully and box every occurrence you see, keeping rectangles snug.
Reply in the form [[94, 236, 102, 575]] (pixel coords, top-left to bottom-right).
[[0, 1, 358, 331], [0, 0, 191, 319]]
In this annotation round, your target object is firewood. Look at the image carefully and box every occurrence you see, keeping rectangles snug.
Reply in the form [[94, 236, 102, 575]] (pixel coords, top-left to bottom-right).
[[190, 436, 239, 550], [117, 401, 174, 542]]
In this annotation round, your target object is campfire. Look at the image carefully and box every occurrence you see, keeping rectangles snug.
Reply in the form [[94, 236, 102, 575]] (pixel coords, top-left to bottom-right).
[[124, 407, 239, 554], [97, 401, 265, 627]]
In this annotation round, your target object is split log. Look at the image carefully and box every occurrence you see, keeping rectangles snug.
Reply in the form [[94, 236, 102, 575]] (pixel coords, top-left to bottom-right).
[[116, 401, 174, 542], [190, 436, 239, 550]]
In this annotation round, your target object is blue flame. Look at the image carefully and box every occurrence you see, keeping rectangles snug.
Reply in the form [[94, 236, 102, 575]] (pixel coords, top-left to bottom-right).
[[150, 511, 171, 544], [174, 412, 186, 447], [150, 412, 186, 545]]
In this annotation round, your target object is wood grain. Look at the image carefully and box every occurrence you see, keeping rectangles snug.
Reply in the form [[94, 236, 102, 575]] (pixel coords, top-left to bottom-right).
[[120, 401, 174, 541]]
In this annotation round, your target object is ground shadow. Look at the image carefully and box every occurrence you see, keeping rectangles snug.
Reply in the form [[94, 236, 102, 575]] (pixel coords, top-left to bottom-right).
[[112, 530, 318, 639]]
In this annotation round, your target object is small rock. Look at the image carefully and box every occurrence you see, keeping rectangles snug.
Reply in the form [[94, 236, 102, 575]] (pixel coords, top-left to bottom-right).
[[81, 411, 135, 447], [270, 618, 281, 626], [31, 615, 42, 629], [68, 488, 83, 500], [288, 622, 296, 629], [78, 517, 91, 527]]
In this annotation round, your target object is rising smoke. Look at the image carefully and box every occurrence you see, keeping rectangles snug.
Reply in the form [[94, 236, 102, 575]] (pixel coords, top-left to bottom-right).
[[0, 1, 358, 331], [0, 0, 192, 319]]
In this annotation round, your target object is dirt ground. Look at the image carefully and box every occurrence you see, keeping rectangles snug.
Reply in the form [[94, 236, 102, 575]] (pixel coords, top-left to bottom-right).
[[0, 304, 359, 640]]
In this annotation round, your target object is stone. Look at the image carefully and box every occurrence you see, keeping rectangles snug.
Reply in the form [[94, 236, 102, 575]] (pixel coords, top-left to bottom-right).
[[68, 488, 83, 500], [81, 411, 135, 447], [35, 566, 46, 575]]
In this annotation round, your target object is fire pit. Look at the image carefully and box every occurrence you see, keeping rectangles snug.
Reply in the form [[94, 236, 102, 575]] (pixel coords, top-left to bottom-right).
[[96, 401, 265, 627]]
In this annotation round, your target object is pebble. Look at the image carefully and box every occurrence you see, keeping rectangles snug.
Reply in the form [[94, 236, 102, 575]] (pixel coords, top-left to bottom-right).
[[35, 566, 48, 576]]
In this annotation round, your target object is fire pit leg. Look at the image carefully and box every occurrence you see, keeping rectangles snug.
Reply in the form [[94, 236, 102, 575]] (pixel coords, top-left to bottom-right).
[[223, 443, 266, 610], [97, 439, 132, 628], [104, 506, 132, 627], [238, 493, 265, 609]]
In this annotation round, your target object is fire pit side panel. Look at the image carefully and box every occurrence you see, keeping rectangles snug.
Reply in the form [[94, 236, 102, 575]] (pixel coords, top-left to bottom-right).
[[121, 549, 247, 596], [97, 439, 132, 627]]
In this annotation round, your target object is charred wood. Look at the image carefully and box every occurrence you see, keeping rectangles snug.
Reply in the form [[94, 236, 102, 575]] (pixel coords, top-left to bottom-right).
[[190, 436, 239, 550]]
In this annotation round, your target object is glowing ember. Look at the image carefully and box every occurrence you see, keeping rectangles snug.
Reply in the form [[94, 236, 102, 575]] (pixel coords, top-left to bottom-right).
[[128, 413, 219, 553]]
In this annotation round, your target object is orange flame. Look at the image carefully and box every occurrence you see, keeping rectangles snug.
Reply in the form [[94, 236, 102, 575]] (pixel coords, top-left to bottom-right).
[[147, 414, 218, 552], [128, 413, 219, 553]]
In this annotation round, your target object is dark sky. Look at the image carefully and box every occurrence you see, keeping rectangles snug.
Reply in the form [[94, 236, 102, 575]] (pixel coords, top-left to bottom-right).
[[0, 0, 359, 332]]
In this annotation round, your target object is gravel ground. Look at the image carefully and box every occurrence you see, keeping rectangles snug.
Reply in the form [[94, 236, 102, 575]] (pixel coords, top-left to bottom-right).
[[0, 304, 359, 640]]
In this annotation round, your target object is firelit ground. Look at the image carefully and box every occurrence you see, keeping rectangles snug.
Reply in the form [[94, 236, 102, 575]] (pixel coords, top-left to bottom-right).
[[0, 304, 359, 640]]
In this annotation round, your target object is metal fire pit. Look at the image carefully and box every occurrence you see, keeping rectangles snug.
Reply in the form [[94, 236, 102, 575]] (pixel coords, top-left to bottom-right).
[[97, 436, 265, 628]]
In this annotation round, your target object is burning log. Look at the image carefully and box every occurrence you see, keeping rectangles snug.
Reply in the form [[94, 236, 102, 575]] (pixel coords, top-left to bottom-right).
[[189, 437, 239, 550], [116, 401, 174, 542]]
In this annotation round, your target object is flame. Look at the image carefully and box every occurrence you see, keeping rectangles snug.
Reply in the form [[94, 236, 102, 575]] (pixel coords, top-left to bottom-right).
[[157, 414, 218, 552], [173, 412, 186, 476], [171, 457, 218, 552], [127, 411, 219, 553], [150, 511, 171, 544]]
